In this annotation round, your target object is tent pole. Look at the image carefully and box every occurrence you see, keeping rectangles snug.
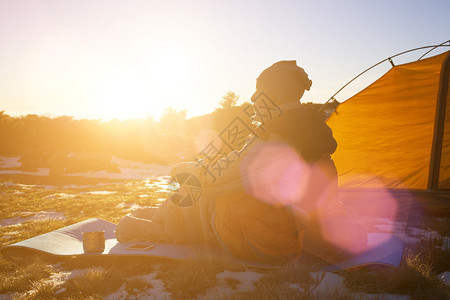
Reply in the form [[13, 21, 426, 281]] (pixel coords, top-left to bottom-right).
[[388, 58, 395, 67], [324, 41, 450, 105], [428, 51, 450, 191]]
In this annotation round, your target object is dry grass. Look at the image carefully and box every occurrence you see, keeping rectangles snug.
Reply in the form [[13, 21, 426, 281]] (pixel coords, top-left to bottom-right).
[[0, 255, 52, 294], [0, 177, 449, 299], [343, 246, 450, 299], [0, 179, 167, 249], [157, 259, 224, 299]]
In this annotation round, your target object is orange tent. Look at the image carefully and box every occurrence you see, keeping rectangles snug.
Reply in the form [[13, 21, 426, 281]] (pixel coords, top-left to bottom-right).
[[327, 50, 450, 191]]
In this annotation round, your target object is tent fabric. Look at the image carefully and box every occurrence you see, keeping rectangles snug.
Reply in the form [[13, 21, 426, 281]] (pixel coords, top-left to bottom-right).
[[438, 69, 450, 189], [327, 51, 449, 190]]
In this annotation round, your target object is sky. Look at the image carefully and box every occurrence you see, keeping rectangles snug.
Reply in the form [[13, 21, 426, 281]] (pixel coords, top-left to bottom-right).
[[0, 0, 449, 121]]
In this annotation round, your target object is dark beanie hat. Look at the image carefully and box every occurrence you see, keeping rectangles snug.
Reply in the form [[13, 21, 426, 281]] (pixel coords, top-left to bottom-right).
[[253, 60, 312, 104]]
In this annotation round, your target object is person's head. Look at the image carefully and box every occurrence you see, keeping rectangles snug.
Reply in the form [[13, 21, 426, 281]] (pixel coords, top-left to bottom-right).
[[251, 60, 312, 105]]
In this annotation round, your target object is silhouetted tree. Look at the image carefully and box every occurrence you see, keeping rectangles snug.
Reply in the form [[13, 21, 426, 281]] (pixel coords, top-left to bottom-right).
[[219, 91, 239, 109]]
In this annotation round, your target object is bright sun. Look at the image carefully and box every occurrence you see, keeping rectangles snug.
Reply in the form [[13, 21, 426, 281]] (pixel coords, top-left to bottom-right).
[[90, 45, 193, 121]]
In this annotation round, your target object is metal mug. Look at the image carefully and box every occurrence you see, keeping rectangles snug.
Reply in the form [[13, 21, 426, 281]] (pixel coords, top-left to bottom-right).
[[82, 231, 105, 253]]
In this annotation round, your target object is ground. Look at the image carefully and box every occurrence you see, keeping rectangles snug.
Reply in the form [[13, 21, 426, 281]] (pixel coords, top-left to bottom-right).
[[0, 156, 449, 299]]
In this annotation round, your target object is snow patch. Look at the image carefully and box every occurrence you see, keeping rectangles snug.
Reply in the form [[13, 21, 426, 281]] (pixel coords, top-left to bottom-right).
[[0, 156, 21, 168], [84, 191, 117, 195], [44, 267, 105, 292], [1, 182, 37, 189], [112, 157, 171, 172], [43, 193, 76, 199], [0, 181, 55, 190], [104, 272, 170, 300], [0, 210, 66, 227], [63, 158, 171, 181], [438, 271, 450, 286], [310, 272, 348, 296], [0, 168, 49, 176], [61, 183, 113, 189], [116, 203, 148, 211], [392, 226, 449, 249], [365, 221, 450, 250], [200, 270, 264, 299]]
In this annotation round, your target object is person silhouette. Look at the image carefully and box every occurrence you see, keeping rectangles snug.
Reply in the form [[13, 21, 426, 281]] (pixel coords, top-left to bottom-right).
[[116, 60, 364, 263]]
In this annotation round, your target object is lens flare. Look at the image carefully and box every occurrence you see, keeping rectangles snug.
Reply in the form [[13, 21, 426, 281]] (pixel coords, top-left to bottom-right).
[[239, 141, 410, 262], [239, 141, 311, 207], [317, 177, 406, 258]]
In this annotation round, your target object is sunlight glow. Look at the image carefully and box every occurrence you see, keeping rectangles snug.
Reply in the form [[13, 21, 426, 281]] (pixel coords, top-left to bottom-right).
[[91, 69, 150, 120], [89, 44, 194, 120]]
